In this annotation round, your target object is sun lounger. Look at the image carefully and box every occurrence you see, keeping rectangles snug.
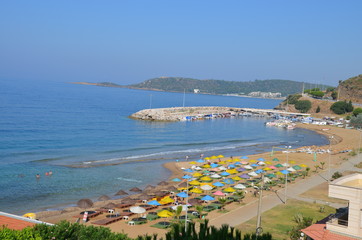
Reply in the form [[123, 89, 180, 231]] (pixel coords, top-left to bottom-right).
[[73, 211, 101, 219], [115, 203, 132, 208], [92, 216, 123, 225]]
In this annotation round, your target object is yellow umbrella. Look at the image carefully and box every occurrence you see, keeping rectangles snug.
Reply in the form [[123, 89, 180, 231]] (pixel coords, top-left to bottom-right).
[[249, 159, 257, 163], [300, 164, 308, 168], [232, 176, 242, 181], [159, 196, 174, 205], [23, 213, 36, 219], [200, 176, 212, 181], [189, 180, 201, 186], [193, 172, 203, 177], [265, 161, 271, 165], [233, 158, 240, 162], [211, 156, 218, 159], [223, 187, 236, 193], [219, 161, 226, 164], [275, 171, 284, 176], [189, 161, 197, 164], [226, 169, 238, 174], [290, 160, 296, 164], [217, 155, 224, 158], [227, 159, 233, 162], [263, 167, 272, 171], [204, 157, 210, 160], [190, 188, 203, 194], [157, 210, 174, 218], [202, 164, 211, 168]]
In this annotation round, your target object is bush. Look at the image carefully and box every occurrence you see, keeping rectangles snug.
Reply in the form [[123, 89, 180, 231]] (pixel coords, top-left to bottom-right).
[[310, 91, 324, 98], [331, 91, 338, 100], [330, 101, 353, 115], [295, 100, 312, 113], [350, 114, 362, 128], [285, 94, 302, 105], [332, 171, 343, 180], [316, 106, 321, 113], [353, 108, 362, 117]]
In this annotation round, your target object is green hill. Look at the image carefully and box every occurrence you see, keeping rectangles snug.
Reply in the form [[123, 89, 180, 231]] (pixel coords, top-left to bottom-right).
[[128, 77, 332, 97]]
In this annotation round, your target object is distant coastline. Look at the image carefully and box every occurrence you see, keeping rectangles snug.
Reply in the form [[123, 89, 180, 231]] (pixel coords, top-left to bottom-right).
[[71, 82, 285, 100]]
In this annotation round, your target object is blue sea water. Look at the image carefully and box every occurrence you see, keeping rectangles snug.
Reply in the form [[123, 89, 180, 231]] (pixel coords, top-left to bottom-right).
[[0, 79, 328, 214]]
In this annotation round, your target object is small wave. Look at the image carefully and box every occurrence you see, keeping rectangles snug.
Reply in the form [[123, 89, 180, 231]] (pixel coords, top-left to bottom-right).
[[116, 177, 142, 183]]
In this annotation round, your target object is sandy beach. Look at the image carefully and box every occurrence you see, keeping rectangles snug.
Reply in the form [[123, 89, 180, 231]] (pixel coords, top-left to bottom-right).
[[35, 123, 362, 238]]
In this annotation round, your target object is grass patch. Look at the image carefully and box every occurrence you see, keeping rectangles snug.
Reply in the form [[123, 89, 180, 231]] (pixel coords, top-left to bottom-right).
[[235, 199, 336, 240]]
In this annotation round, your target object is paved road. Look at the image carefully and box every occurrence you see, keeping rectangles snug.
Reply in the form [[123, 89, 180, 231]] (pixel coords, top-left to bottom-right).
[[208, 154, 362, 228]]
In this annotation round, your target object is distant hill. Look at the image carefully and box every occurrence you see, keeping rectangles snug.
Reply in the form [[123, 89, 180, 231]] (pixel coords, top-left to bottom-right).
[[337, 74, 362, 104], [127, 77, 332, 97], [73, 77, 333, 97]]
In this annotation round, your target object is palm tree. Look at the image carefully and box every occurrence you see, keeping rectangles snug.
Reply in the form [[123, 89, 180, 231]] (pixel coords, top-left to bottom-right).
[[305, 167, 310, 176], [314, 165, 319, 173], [173, 205, 183, 222], [320, 161, 326, 170], [195, 205, 204, 219]]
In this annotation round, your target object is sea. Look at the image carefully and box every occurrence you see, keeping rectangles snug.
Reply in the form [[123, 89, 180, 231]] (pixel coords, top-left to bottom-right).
[[0, 79, 328, 214]]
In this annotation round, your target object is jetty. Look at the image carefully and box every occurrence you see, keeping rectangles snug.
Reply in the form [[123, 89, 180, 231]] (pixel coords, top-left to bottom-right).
[[129, 107, 310, 121]]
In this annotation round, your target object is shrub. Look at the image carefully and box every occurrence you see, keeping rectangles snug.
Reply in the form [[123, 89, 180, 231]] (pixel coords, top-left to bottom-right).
[[285, 94, 302, 105], [332, 171, 343, 180], [295, 100, 312, 113], [316, 106, 320, 113], [331, 91, 338, 100], [350, 113, 362, 128], [330, 101, 353, 115], [353, 108, 362, 117], [310, 91, 324, 98]]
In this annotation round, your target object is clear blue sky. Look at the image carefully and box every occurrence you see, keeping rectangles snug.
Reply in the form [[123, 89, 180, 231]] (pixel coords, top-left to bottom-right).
[[1, 1, 361, 86]]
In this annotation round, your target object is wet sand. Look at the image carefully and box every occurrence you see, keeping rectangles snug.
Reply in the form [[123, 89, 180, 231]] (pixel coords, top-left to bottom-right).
[[35, 123, 362, 238]]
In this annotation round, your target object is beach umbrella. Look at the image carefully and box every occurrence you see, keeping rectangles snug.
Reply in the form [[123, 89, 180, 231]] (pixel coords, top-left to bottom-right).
[[182, 175, 192, 179], [121, 199, 137, 205], [189, 180, 201, 186], [200, 184, 213, 191], [226, 169, 238, 174], [268, 166, 277, 170], [176, 192, 189, 198], [223, 178, 234, 184], [241, 161, 248, 165], [266, 173, 276, 178], [272, 158, 279, 161], [280, 170, 290, 175], [178, 182, 188, 188], [200, 176, 212, 182], [144, 185, 156, 191], [213, 182, 224, 187], [251, 164, 258, 167], [157, 210, 174, 218], [103, 202, 117, 209], [248, 171, 258, 177], [287, 167, 296, 172], [220, 171, 230, 176], [218, 166, 227, 171], [189, 161, 197, 165], [257, 161, 266, 165], [190, 188, 203, 194], [237, 167, 246, 172], [265, 161, 272, 165], [290, 160, 296, 164], [197, 159, 205, 163], [77, 199, 93, 208], [210, 163, 219, 168], [234, 161, 241, 165], [275, 171, 284, 176], [98, 195, 110, 201], [158, 181, 169, 186], [275, 164, 283, 168], [201, 195, 215, 201], [148, 200, 161, 206], [227, 159, 233, 163], [224, 187, 236, 193], [231, 176, 242, 181], [240, 174, 250, 179], [183, 169, 193, 173], [115, 190, 128, 196], [249, 159, 257, 163], [202, 164, 211, 168], [210, 173, 221, 179], [258, 158, 265, 161], [234, 184, 246, 189], [129, 187, 142, 193], [213, 190, 225, 196], [300, 164, 308, 168], [171, 205, 189, 211], [255, 169, 265, 174], [263, 177, 272, 183], [263, 167, 272, 171], [204, 157, 210, 160], [195, 166, 202, 170], [219, 161, 226, 164], [244, 165, 253, 170], [293, 165, 302, 170], [172, 178, 181, 182], [159, 196, 174, 205], [241, 156, 249, 159], [193, 172, 203, 177], [217, 155, 224, 158], [282, 163, 290, 167], [23, 213, 36, 219], [211, 156, 218, 159]]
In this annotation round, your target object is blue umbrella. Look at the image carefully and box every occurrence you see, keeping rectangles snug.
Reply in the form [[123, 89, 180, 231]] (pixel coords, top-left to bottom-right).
[[172, 178, 181, 182], [257, 158, 265, 161], [197, 159, 204, 163], [237, 167, 246, 172], [148, 200, 161, 206], [234, 161, 241, 165], [280, 170, 289, 175], [201, 195, 215, 201], [184, 169, 193, 173], [210, 163, 219, 168], [182, 175, 192, 179], [240, 174, 250, 179], [255, 169, 265, 174], [220, 172, 230, 176], [251, 164, 258, 167], [223, 179, 234, 184], [228, 164, 236, 169], [241, 156, 249, 159], [213, 182, 224, 187], [176, 192, 189, 198]]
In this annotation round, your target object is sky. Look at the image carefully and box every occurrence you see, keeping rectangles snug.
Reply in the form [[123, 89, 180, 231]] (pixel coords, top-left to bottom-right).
[[0, 1, 361, 86]]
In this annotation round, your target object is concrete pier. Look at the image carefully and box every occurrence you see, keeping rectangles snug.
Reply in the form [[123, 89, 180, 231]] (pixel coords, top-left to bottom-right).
[[129, 106, 310, 121]]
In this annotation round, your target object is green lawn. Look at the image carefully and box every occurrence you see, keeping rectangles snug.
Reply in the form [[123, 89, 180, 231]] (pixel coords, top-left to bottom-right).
[[235, 199, 336, 240]]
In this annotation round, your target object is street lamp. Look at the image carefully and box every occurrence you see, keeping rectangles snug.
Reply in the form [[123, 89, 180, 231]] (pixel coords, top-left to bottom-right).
[[284, 145, 291, 204], [328, 136, 334, 182]]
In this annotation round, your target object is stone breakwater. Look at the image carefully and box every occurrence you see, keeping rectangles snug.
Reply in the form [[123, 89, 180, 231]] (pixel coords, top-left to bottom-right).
[[129, 106, 308, 121]]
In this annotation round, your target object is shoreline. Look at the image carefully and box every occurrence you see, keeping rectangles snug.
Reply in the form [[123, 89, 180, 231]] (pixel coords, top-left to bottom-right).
[[34, 123, 361, 238]]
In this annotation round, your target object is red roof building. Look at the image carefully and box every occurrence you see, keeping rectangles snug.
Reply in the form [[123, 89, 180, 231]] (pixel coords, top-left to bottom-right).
[[0, 211, 52, 231]]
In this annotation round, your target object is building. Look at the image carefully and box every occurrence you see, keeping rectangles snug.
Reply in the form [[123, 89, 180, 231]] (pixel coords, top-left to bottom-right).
[[0, 211, 52, 230], [302, 173, 362, 239]]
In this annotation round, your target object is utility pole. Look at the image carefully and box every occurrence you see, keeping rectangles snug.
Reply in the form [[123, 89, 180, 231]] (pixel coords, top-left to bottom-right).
[[182, 89, 186, 108], [284, 146, 291, 204], [256, 173, 264, 236]]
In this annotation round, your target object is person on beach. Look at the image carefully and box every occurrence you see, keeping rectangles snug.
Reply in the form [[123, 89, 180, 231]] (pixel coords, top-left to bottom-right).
[[45, 172, 49, 176], [36, 174, 40, 179], [49, 170, 53, 176]]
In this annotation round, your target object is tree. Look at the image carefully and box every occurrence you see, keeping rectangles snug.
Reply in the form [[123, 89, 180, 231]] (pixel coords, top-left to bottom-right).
[[173, 205, 183, 222], [346, 100, 354, 112], [295, 100, 312, 113], [195, 205, 204, 219], [320, 162, 326, 170], [332, 171, 343, 180], [331, 91, 338, 100], [289, 213, 314, 240], [330, 101, 353, 114], [350, 114, 362, 128], [285, 94, 302, 104], [353, 108, 362, 117], [316, 106, 321, 113], [310, 91, 324, 98]]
